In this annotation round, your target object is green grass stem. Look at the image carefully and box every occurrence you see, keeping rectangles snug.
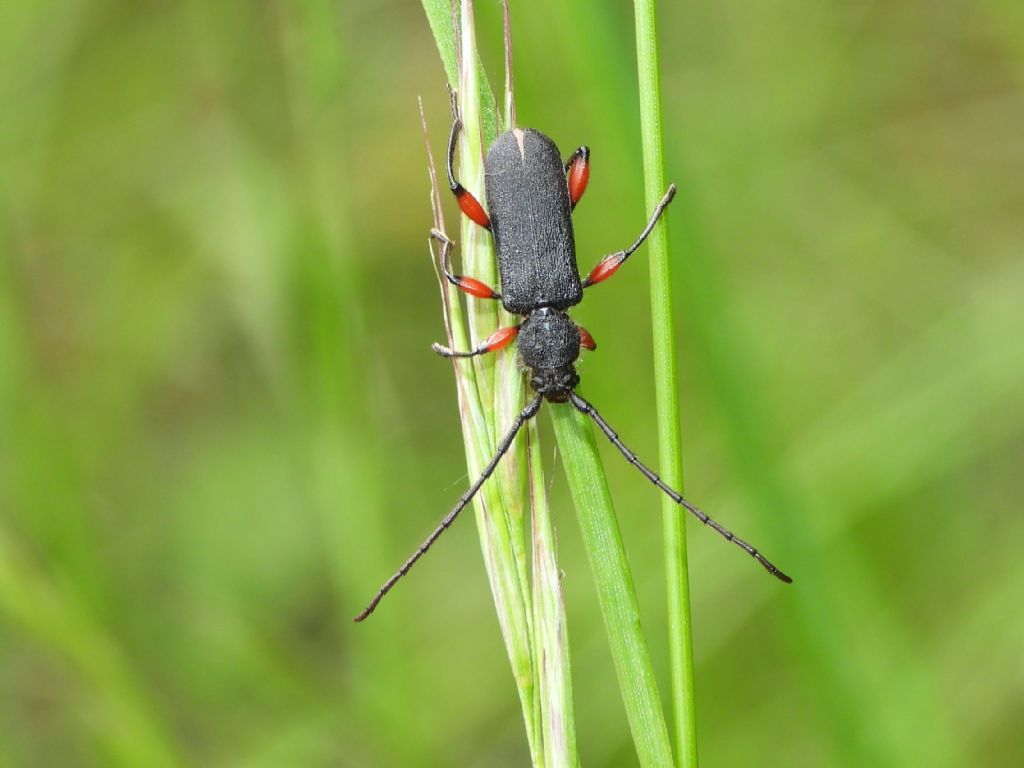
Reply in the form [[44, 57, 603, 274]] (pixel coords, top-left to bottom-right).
[[631, 1, 697, 765]]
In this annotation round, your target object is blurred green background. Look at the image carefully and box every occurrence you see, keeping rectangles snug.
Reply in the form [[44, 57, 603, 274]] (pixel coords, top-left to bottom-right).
[[2, 1, 1022, 765]]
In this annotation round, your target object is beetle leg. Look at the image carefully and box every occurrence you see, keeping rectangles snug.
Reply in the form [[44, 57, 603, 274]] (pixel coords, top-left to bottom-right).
[[564, 146, 591, 210], [432, 325, 519, 359], [582, 184, 677, 287], [446, 95, 491, 230], [432, 230, 501, 300], [577, 325, 597, 351]]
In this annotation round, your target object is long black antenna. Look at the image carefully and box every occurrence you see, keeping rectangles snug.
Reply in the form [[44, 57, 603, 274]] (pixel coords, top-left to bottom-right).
[[569, 391, 792, 583], [354, 395, 544, 621]]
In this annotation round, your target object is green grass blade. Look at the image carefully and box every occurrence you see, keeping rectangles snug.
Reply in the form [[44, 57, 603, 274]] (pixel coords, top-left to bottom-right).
[[420, 0, 498, 146], [550, 403, 674, 768], [631, 2, 697, 765]]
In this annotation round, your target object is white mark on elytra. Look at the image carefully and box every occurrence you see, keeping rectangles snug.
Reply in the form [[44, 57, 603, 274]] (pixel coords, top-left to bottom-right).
[[513, 128, 527, 160]]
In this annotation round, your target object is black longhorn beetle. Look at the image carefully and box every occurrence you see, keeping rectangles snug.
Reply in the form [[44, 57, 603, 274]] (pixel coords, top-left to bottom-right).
[[354, 101, 791, 622]]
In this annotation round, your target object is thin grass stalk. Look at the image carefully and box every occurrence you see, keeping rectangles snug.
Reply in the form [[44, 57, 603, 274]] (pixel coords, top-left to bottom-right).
[[631, 1, 697, 765], [419, 1, 541, 761]]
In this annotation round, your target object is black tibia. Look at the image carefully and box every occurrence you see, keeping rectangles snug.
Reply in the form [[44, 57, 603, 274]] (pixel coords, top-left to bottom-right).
[[446, 93, 490, 229], [432, 325, 519, 359], [445, 90, 464, 194], [431, 229, 500, 300], [582, 183, 677, 288]]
